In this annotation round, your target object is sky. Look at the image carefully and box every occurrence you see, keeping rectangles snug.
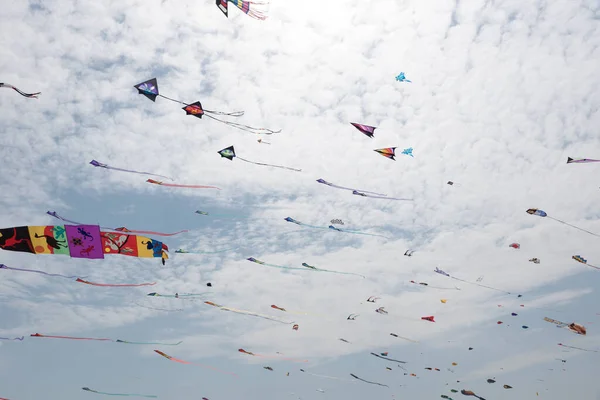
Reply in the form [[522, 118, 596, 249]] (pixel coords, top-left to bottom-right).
[[1, 0, 599, 399]]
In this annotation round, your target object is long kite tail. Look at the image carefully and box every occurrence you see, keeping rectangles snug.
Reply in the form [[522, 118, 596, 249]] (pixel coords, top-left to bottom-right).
[[449, 276, 511, 294], [76, 278, 156, 287], [548, 216, 600, 238], [89, 160, 173, 181], [350, 373, 389, 388], [314, 267, 366, 278], [204, 108, 244, 117], [231, 0, 270, 20], [236, 156, 301, 172], [0, 263, 79, 280], [203, 113, 281, 135], [1, 83, 40, 98], [146, 179, 221, 190], [558, 343, 599, 353], [316, 179, 388, 196], [176, 247, 238, 254], [353, 191, 413, 201], [82, 387, 157, 398], [332, 227, 390, 239], [116, 339, 182, 346], [0, 336, 24, 341], [370, 352, 407, 363], [300, 369, 356, 382], [153, 350, 237, 376], [31, 333, 112, 341]]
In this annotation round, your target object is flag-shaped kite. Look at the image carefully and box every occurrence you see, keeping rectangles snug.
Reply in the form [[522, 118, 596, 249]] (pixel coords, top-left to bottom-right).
[[350, 123, 376, 138]]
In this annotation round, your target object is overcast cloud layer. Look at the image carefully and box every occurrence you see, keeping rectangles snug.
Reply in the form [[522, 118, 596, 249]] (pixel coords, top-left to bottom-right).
[[1, 0, 599, 399]]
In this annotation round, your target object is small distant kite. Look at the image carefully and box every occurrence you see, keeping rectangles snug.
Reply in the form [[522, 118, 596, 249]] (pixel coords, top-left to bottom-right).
[[215, 0, 270, 20], [257, 138, 270, 144], [89, 160, 172, 181], [316, 178, 387, 196], [1, 82, 40, 98], [421, 316, 435, 322], [330, 219, 344, 225], [375, 307, 388, 314], [284, 217, 388, 239], [566, 157, 600, 164], [572, 255, 599, 270], [367, 296, 380, 303], [347, 314, 359, 320], [526, 208, 600, 238], [292, 324, 299, 331], [529, 258, 540, 264], [401, 147, 414, 157], [509, 243, 520, 249], [352, 190, 412, 201], [350, 122, 376, 138], [395, 72, 412, 83], [460, 390, 485, 400], [374, 147, 397, 160], [218, 145, 301, 172], [404, 250, 414, 256], [82, 387, 157, 398], [134, 78, 279, 134]]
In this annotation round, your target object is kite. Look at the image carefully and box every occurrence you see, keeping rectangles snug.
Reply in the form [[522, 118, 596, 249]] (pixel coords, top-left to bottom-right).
[[194, 210, 244, 219], [511, 313, 518, 316], [339, 338, 350, 343], [441, 299, 447, 303], [330, 219, 344, 225], [47, 211, 187, 237], [0, 225, 169, 264], [441, 396, 454, 400], [263, 366, 273, 371], [0, 263, 80, 280], [316, 179, 387, 196], [572, 255, 599, 270], [509, 243, 520, 249], [154, 350, 237, 376], [503, 385, 513, 389], [401, 147, 414, 157], [522, 325, 529, 329], [0, 336, 24, 341], [204, 300, 294, 324], [147, 179, 220, 190], [447, 181, 461, 186], [271, 304, 313, 316], [283, 217, 389, 239], [292, 324, 299, 331], [218, 145, 301, 172], [410, 280, 461, 290], [32, 334, 181, 345], [558, 343, 598, 352], [147, 292, 208, 299], [422, 316, 435, 322], [529, 258, 540, 264], [424, 368, 440, 371], [238, 349, 307, 363], [257, 138, 271, 144], [300, 369, 355, 382], [350, 373, 389, 388], [176, 247, 238, 254], [486, 379, 495, 384], [82, 387, 157, 398], [366, 296, 380, 303], [246, 256, 366, 278], [404, 250, 415, 256], [526, 208, 600, 238], [395, 72, 412, 83], [328, 224, 390, 239], [350, 122, 376, 138], [434, 267, 513, 295], [215, 0, 270, 20], [375, 307, 388, 314], [89, 160, 172, 181], [352, 190, 412, 201], [370, 352, 406, 363], [460, 390, 486, 400], [0, 82, 40, 98], [566, 157, 600, 163], [347, 314, 359, 320], [76, 278, 155, 287], [389, 333, 418, 342], [134, 78, 279, 134], [544, 317, 586, 335], [374, 147, 397, 160]]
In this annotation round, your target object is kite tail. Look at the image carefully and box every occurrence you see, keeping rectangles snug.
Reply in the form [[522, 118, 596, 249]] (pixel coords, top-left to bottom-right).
[[300, 370, 355, 382], [76, 278, 156, 287], [0, 264, 80, 280], [176, 247, 238, 254], [89, 160, 174, 181], [82, 387, 157, 398], [354, 192, 413, 201], [350, 373, 389, 388], [316, 268, 366, 278], [47, 211, 82, 225], [204, 109, 245, 117], [0, 336, 25, 341], [116, 339, 182, 346], [231, 0, 269, 20], [157, 94, 187, 105], [548, 217, 600, 238], [236, 156, 301, 172], [146, 179, 221, 190], [133, 301, 184, 312], [31, 333, 112, 341], [1, 83, 40, 98], [449, 276, 511, 294], [336, 228, 390, 239], [558, 343, 598, 352], [203, 114, 281, 135]]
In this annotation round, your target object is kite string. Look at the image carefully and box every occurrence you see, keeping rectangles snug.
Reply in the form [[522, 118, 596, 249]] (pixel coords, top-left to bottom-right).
[[236, 156, 301, 172], [549, 216, 600, 238]]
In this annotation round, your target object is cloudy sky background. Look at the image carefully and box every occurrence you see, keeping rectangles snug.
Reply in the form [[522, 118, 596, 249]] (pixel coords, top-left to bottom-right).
[[1, 0, 599, 398]]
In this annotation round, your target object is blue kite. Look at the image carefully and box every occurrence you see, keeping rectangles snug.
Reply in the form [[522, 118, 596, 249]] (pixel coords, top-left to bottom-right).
[[395, 72, 412, 83]]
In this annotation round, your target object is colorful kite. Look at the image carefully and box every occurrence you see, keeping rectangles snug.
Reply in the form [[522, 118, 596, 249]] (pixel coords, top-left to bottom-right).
[[374, 147, 397, 160], [572, 255, 599, 270], [395, 72, 412, 83], [566, 157, 600, 163], [526, 208, 600, 238], [350, 373, 389, 388], [47, 211, 187, 237], [350, 122, 376, 138], [217, 145, 301, 171], [352, 190, 412, 201], [434, 267, 513, 295], [292, 324, 299, 331], [544, 317, 586, 335], [204, 300, 294, 324], [147, 179, 220, 190], [246, 256, 366, 278], [283, 217, 388, 239], [238, 348, 307, 363], [316, 179, 387, 196], [0, 82, 40, 98], [89, 160, 172, 181], [154, 350, 236, 376], [401, 147, 414, 157], [82, 387, 157, 398], [215, 0, 270, 20], [134, 78, 278, 134], [0, 225, 169, 264], [503, 385, 513, 389]]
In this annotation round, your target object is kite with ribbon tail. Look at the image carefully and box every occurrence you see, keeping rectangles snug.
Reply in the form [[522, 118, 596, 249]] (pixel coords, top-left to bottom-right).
[[0, 82, 40, 98], [284, 217, 389, 239], [147, 292, 209, 299], [572, 255, 599, 270], [31, 333, 182, 345], [558, 343, 598, 353], [218, 146, 301, 172], [147, 179, 220, 190], [134, 78, 279, 135], [350, 373, 389, 388], [204, 301, 294, 324], [89, 160, 173, 181], [352, 190, 412, 201], [316, 178, 388, 196], [567, 157, 600, 164], [526, 208, 600, 238], [82, 387, 157, 398], [434, 267, 513, 295], [154, 350, 237, 376], [395, 72, 412, 82], [370, 352, 407, 363], [215, 0, 270, 20], [238, 349, 307, 363], [48, 211, 188, 237], [350, 122, 376, 138], [246, 257, 366, 278], [0, 224, 169, 265]]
